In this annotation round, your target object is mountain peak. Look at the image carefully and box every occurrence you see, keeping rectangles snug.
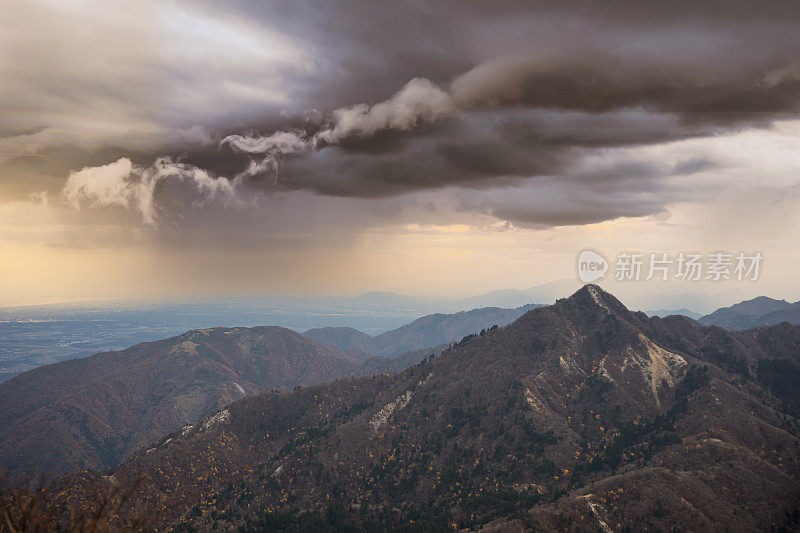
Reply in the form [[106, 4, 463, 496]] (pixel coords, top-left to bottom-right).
[[562, 283, 629, 313], [571, 283, 607, 299]]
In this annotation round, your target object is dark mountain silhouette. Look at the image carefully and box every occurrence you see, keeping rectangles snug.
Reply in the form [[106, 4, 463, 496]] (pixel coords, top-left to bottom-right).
[[699, 295, 800, 329], [305, 304, 540, 357], [48, 285, 800, 531], [0, 327, 424, 480]]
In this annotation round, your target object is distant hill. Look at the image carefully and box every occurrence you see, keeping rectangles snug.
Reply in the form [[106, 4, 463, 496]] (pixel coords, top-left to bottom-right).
[[0, 327, 420, 479], [349, 280, 579, 312], [305, 303, 541, 356], [47, 285, 800, 531], [451, 279, 580, 310], [300, 326, 376, 355], [645, 308, 701, 319], [699, 296, 800, 329]]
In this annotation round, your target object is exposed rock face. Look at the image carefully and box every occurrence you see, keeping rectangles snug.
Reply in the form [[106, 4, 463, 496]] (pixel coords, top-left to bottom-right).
[[369, 390, 413, 432]]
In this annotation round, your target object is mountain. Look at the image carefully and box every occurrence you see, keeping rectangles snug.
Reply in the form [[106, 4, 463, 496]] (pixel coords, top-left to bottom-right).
[[301, 327, 377, 356], [45, 285, 800, 531], [1, 303, 539, 480], [351, 281, 579, 312], [305, 304, 541, 357], [0, 326, 420, 480], [452, 280, 580, 310], [645, 308, 701, 319], [760, 306, 800, 326], [699, 296, 800, 329], [622, 289, 743, 316]]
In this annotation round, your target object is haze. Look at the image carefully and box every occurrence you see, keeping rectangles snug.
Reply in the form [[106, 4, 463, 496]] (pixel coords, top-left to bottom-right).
[[2, 0, 800, 306]]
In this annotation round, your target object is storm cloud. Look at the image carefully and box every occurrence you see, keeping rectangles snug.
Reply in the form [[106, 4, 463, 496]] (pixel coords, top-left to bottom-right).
[[4, 0, 800, 229]]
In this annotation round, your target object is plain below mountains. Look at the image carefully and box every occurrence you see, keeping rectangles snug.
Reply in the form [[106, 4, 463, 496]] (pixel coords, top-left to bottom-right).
[[46, 285, 800, 532]]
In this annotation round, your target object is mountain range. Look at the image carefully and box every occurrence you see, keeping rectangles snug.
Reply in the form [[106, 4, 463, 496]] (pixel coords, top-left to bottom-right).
[[304, 304, 540, 357], [644, 308, 702, 320], [698, 295, 800, 329], [0, 281, 575, 383], [37, 285, 800, 531], [0, 304, 537, 480], [0, 327, 382, 480], [5, 278, 789, 385]]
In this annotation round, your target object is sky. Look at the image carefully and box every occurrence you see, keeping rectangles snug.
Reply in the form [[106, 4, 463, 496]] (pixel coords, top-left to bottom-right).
[[2, 0, 800, 307]]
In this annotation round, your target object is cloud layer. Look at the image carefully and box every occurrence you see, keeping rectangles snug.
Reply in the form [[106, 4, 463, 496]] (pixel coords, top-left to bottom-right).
[[4, 0, 800, 234], [64, 157, 240, 224]]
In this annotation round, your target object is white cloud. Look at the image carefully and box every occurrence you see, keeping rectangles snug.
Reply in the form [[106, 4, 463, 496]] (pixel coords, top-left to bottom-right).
[[216, 78, 456, 180], [64, 158, 136, 211], [314, 78, 456, 144], [221, 131, 308, 155], [63, 157, 240, 225], [221, 77, 456, 157]]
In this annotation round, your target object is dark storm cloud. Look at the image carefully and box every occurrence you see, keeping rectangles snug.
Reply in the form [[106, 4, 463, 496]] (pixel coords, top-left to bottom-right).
[[175, 0, 800, 217], [252, 0, 800, 121], [450, 55, 800, 122], [237, 105, 714, 201], [276, 112, 568, 197], [12, 0, 800, 228], [457, 182, 670, 228]]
